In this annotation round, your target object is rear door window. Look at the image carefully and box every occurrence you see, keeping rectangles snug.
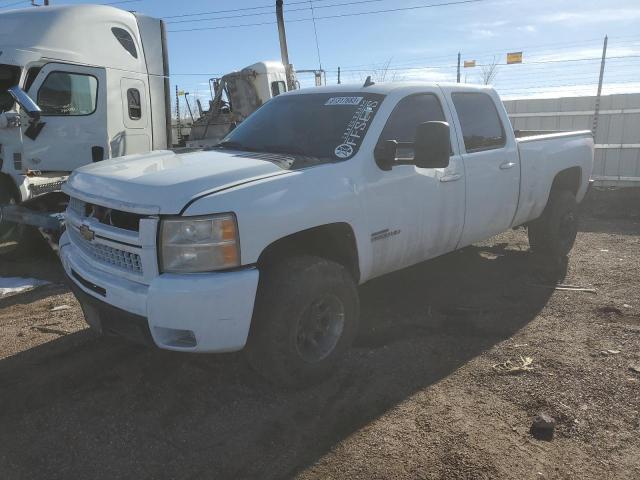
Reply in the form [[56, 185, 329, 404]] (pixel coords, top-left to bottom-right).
[[271, 81, 286, 97], [127, 88, 142, 120], [451, 92, 505, 152]]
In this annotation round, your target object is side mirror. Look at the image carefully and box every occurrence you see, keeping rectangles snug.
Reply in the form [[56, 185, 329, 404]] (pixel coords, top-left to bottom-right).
[[374, 140, 398, 171], [8, 86, 42, 121], [414, 121, 450, 169]]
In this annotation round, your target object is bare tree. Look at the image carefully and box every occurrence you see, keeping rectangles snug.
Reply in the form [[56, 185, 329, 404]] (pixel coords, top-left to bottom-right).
[[360, 58, 405, 83], [481, 56, 499, 85]]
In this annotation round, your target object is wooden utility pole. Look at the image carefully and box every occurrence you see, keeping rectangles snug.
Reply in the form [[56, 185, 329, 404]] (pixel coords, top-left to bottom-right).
[[276, 0, 296, 90], [457, 52, 461, 83], [337, 67, 341, 84], [175, 85, 182, 146], [592, 35, 608, 137]]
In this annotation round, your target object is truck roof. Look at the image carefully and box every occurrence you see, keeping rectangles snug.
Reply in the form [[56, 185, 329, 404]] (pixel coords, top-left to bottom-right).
[[0, 5, 154, 74], [288, 81, 497, 96]]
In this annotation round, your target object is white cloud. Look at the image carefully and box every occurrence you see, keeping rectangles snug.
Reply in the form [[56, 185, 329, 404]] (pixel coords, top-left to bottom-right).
[[517, 25, 536, 33], [472, 29, 497, 38], [501, 82, 640, 100], [538, 8, 640, 25], [530, 46, 640, 63]]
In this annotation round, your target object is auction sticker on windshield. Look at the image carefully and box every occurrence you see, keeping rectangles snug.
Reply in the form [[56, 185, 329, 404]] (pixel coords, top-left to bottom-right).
[[325, 96, 363, 106]]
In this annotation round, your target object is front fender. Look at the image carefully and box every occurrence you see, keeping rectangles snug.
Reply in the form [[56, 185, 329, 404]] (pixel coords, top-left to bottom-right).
[[182, 164, 368, 270]]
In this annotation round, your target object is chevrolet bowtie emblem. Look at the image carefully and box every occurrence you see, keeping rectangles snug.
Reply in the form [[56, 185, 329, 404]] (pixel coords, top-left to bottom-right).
[[79, 224, 95, 241]]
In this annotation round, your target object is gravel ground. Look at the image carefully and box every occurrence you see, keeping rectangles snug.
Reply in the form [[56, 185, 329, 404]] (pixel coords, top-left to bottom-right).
[[0, 195, 639, 479]]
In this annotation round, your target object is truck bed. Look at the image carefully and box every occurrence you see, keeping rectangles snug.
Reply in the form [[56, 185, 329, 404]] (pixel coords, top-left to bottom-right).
[[511, 129, 594, 227]]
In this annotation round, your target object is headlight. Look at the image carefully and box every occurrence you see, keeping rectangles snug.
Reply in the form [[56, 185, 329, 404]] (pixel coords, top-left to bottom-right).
[[160, 214, 240, 273]]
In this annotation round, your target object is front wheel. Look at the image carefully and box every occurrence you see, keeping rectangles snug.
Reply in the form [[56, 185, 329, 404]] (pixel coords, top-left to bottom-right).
[[246, 255, 360, 388], [528, 190, 579, 257], [0, 187, 41, 257]]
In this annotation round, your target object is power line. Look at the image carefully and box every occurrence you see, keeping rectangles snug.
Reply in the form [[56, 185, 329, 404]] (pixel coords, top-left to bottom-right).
[[168, 0, 488, 33], [317, 34, 640, 72], [325, 54, 640, 73], [162, 0, 386, 20], [165, 0, 389, 24], [310, 0, 323, 71]]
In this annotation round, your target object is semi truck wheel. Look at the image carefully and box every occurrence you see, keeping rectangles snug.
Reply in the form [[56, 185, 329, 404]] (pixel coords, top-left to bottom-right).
[[528, 190, 579, 257], [246, 255, 360, 388], [0, 186, 42, 257]]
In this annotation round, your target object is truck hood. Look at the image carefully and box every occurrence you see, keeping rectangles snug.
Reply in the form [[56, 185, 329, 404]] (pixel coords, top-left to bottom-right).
[[64, 149, 289, 214]]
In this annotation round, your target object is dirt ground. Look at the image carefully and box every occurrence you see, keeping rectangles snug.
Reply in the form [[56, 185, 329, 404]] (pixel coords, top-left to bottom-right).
[[1, 191, 639, 479]]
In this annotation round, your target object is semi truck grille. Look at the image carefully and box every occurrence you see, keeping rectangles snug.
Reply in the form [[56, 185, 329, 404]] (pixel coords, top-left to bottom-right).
[[30, 180, 65, 196], [69, 226, 143, 274]]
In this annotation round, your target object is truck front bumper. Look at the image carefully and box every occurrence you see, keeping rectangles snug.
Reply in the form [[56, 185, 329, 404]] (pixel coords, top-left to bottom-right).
[[59, 233, 260, 353]]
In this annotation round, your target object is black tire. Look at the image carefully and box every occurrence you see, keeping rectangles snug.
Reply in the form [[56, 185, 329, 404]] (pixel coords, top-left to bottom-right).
[[528, 190, 579, 257], [246, 255, 360, 388], [0, 185, 43, 258]]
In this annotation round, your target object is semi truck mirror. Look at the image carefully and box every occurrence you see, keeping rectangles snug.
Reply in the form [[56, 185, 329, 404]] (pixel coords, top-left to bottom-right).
[[414, 121, 450, 169], [8, 86, 42, 121]]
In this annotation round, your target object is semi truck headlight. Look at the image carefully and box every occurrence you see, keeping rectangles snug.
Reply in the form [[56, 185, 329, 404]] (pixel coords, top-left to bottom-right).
[[160, 214, 240, 273]]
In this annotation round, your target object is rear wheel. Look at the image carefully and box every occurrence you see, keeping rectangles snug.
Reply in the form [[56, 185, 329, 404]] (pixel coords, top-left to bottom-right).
[[528, 190, 579, 257], [246, 255, 359, 388]]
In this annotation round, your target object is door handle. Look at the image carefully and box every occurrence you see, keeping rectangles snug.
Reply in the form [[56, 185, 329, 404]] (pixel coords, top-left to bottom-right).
[[499, 161, 517, 170], [440, 173, 462, 182]]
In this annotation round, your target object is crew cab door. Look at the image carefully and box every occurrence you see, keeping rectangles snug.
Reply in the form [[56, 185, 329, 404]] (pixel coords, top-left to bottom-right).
[[447, 91, 520, 246], [364, 91, 465, 279], [23, 63, 107, 172]]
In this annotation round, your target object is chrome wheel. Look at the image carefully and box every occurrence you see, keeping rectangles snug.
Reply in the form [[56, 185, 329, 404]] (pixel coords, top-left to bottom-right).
[[295, 294, 345, 363]]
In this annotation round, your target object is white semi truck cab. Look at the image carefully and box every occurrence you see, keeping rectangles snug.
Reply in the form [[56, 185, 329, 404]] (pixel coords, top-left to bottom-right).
[[187, 61, 290, 148], [0, 5, 170, 252]]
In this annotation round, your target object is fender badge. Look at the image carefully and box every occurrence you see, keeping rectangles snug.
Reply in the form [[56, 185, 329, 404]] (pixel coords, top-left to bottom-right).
[[79, 224, 95, 241]]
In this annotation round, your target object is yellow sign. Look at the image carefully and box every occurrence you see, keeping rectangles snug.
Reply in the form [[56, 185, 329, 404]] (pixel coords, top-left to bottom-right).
[[507, 52, 523, 64], [177, 90, 185, 96], [463, 60, 476, 68]]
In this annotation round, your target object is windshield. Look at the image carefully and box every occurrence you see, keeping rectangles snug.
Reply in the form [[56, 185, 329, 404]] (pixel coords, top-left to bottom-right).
[[0, 64, 21, 113], [217, 92, 385, 165]]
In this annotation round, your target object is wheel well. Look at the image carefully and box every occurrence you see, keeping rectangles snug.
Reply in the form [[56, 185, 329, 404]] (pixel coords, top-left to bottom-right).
[[0, 173, 20, 202], [550, 167, 581, 196], [257, 223, 360, 282]]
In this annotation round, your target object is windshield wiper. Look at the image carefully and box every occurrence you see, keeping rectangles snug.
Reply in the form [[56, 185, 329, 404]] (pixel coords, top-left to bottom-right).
[[259, 144, 308, 156], [212, 140, 255, 151]]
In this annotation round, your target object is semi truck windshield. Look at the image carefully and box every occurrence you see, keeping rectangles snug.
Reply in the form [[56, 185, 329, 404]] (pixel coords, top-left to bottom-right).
[[0, 64, 21, 113]]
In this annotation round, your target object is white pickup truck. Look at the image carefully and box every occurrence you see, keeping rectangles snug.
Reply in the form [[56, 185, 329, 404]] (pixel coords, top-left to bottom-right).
[[59, 82, 593, 385]]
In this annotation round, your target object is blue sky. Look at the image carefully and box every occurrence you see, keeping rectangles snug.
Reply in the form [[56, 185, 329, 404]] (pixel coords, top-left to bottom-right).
[[3, 0, 640, 107]]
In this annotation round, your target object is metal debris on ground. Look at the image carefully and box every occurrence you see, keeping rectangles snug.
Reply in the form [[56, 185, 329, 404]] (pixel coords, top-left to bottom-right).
[[600, 349, 621, 355], [529, 283, 597, 294], [51, 305, 72, 312], [0, 277, 50, 299], [493, 356, 534, 374]]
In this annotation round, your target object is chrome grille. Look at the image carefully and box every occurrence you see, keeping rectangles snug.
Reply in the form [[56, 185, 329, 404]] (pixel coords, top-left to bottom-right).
[[69, 226, 143, 274], [69, 197, 86, 216]]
